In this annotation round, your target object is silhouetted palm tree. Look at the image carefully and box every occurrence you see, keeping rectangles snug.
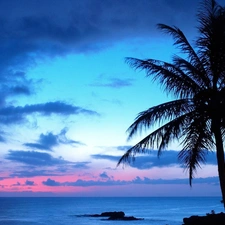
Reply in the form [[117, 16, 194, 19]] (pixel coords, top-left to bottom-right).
[[118, 0, 225, 207]]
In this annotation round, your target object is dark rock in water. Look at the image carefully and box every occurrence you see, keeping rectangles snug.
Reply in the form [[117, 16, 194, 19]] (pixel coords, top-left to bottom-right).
[[83, 211, 143, 221], [183, 212, 225, 225], [108, 215, 143, 221], [89, 211, 125, 218], [101, 211, 125, 218]]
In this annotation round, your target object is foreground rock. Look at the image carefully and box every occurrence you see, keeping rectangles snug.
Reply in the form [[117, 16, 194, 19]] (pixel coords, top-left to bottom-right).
[[89, 211, 125, 218], [183, 212, 225, 225], [80, 211, 143, 221]]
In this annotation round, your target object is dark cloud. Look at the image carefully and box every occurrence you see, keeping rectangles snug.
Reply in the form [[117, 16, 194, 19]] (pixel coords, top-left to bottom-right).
[[0, 0, 223, 109], [34, 132, 58, 149], [42, 172, 117, 187], [0, 0, 216, 78], [91, 78, 134, 88], [11, 180, 36, 187], [42, 176, 219, 187], [57, 128, 85, 145], [132, 176, 219, 185], [5, 150, 67, 166], [0, 71, 35, 108], [0, 101, 99, 125], [11, 85, 31, 95], [93, 150, 217, 169], [72, 162, 90, 169], [127, 151, 183, 169], [42, 178, 61, 186], [0, 0, 223, 141], [99, 171, 111, 179], [25, 180, 35, 186], [4, 156, 91, 179], [127, 151, 217, 170], [9, 169, 58, 178], [11, 182, 21, 187], [42, 177, 127, 187], [24, 128, 83, 151], [0, 131, 6, 142], [24, 143, 52, 151]]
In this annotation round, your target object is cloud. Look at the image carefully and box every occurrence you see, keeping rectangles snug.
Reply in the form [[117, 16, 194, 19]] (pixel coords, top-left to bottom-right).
[[0, 0, 223, 141], [0, 131, 6, 142], [0, 0, 209, 81], [0, 0, 222, 118], [0, 191, 57, 197], [72, 162, 90, 169], [9, 169, 58, 178], [0, 71, 35, 107], [42, 175, 220, 187], [11, 180, 36, 187], [57, 128, 85, 145], [11, 182, 21, 187], [132, 176, 220, 185], [25, 180, 35, 186], [24, 143, 52, 151], [91, 78, 134, 88], [4, 156, 91, 179], [127, 151, 217, 170], [42, 178, 61, 186], [92, 149, 217, 169], [42, 171, 117, 187], [0, 101, 99, 125], [5, 150, 68, 166], [99, 171, 111, 179], [24, 128, 83, 151], [44, 131, 64, 147], [92, 154, 120, 162], [42, 177, 127, 187], [3, 159, 90, 179]]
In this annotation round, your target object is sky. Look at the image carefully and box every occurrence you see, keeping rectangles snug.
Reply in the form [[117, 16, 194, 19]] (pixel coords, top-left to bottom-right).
[[0, 0, 224, 197]]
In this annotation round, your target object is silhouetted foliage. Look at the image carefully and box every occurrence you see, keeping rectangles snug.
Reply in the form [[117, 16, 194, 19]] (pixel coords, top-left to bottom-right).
[[118, 0, 225, 208]]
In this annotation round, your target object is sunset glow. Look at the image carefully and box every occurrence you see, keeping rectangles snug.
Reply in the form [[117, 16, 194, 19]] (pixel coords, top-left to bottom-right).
[[0, 0, 223, 197]]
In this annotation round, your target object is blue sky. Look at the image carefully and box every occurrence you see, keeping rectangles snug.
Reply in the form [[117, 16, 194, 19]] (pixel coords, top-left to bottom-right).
[[0, 0, 224, 197]]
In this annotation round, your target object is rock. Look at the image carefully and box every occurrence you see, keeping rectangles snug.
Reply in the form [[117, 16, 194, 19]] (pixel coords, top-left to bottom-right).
[[183, 212, 225, 225], [108, 215, 143, 221], [101, 211, 125, 218], [88, 211, 125, 217], [82, 211, 143, 221]]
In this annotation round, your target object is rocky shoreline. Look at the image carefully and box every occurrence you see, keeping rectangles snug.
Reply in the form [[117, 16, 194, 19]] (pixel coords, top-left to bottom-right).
[[183, 212, 225, 225]]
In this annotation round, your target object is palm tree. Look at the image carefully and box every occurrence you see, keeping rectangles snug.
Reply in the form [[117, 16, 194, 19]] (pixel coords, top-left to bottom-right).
[[118, 0, 225, 207]]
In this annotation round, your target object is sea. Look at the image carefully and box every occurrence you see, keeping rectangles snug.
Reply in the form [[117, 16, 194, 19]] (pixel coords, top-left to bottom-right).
[[0, 197, 224, 225]]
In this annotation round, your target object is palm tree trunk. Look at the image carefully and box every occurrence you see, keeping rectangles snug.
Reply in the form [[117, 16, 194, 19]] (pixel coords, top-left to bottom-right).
[[213, 124, 225, 210]]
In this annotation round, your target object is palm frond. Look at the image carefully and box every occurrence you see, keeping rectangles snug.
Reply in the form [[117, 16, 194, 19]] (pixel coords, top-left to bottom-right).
[[178, 115, 214, 185], [196, 0, 225, 85], [118, 111, 193, 166], [178, 148, 207, 186], [157, 24, 209, 86], [172, 55, 210, 89], [126, 99, 193, 140], [157, 24, 196, 59], [125, 57, 201, 98]]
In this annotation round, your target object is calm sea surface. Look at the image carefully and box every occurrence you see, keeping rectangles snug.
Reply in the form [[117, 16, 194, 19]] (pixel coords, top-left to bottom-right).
[[0, 197, 224, 225]]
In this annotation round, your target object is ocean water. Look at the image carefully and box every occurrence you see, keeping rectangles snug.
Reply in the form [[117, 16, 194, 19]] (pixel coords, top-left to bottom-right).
[[0, 197, 224, 225]]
